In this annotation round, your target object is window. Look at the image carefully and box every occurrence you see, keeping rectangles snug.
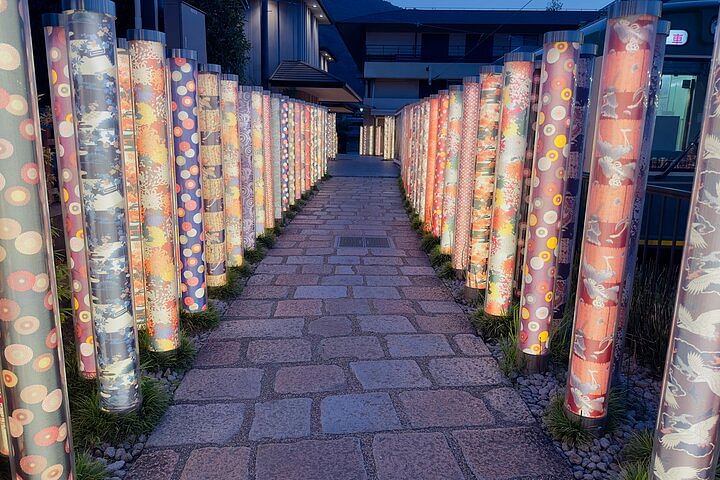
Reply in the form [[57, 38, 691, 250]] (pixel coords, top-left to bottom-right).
[[491, 34, 540, 58]]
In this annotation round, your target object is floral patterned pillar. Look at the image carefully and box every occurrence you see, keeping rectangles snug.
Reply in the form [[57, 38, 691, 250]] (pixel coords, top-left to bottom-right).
[[0, 2, 76, 475], [518, 31, 583, 372], [239, 85, 256, 249], [565, 0, 661, 427], [43, 14, 96, 377], [650, 11, 720, 476], [432, 91, 449, 238], [304, 104, 312, 192], [198, 64, 227, 287], [294, 101, 303, 201], [452, 77, 481, 273], [262, 92, 274, 228], [465, 67, 503, 297], [251, 87, 266, 236], [64, 0, 142, 413], [168, 49, 207, 313], [127, 30, 180, 352], [280, 97, 291, 213], [423, 96, 440, 232], [287, 100, 296, 206], [219, 74, 243, 267], [484, 52, 535, 318], [553, 44, 598, 321], [271, 95, 282, 220]]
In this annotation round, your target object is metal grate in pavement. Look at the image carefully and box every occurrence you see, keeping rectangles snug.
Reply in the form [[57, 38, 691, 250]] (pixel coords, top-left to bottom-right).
[[338, 236, 365, 247], [364, 237, 391, 248], [337, 236, 392, 248]]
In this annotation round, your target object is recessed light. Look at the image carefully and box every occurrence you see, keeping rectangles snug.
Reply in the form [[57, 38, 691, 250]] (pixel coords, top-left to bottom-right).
[[312, 4, 318, 7], [318, 14, 324, 17]]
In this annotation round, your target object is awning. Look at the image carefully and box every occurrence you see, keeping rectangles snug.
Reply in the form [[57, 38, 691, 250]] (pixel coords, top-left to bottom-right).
[[269, 61, 362, 104]]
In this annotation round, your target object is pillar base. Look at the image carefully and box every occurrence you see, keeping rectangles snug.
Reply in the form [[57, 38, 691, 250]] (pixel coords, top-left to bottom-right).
[[564, 408, 607, 437], [464, 286, 481, 303], [521, 352, 549, 374], [454, 269, 465, 280]]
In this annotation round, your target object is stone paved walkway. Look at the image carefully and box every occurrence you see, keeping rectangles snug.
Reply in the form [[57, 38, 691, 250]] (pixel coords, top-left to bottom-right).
[[128, 168, 571, 479]]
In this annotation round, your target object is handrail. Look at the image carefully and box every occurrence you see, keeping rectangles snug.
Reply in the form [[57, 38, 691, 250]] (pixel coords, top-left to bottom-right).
[[648, 132, 700, 180]]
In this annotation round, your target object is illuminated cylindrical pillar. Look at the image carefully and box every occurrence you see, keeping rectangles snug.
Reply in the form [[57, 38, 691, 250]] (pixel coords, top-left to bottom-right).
[[287, 100, 296, 206], [280, 97, 291, 213], [423, 96, 439, 232], [250, 87, 266, 236], [127, 29, 180, 352], [294, 101, 303, 200], [271, 94, 282, 220], [168, 49, 208, 313], [465, 66, 503, 296], [484, 52, 535, 318], [64, 0, 142, 413], [565, 0, 661, 426], [432, 91, 449, 238], [359, 125, 365, 156], [262, 92, 274, 228], [518, 31, 583, 372], [198, 64, 227, 287], [0, 2, 76, 475], [43, 14, 96, 378], [219, 74, 243, 267], [553, 44, 598, 321], [299, 103, 306, 195], [651, 12, 720, 476], [238, 85, 256, 250], [304, 104, 312, 192], [452, 77, 481, 272]]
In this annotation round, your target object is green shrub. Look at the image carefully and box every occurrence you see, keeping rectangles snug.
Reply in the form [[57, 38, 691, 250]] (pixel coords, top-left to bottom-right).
[[618, 461, 648, 480], [544, 395, 593, 446], [244, 247, 266, 264], [139, 330, 196, 373], [180, 302, 220, 332], [429, 245, 451, 268], [208, 266, 243, 299], [420, 234, 439, 253], [472, 305, 517, 340], [76, 452, 108, 480], [621, 430, 653, 465], [257, 230, 276, 249], [437, 261, 455, 280]]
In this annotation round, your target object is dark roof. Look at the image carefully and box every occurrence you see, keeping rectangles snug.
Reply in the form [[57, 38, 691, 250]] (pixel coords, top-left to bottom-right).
[[269, 61, 362, 103], [338, 9, 601, 26]]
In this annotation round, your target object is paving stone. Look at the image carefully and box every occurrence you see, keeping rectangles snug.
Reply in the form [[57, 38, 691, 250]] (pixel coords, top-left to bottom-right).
[[324, 299, 372, 315], [328, 255, 361, 265], [320, 336, 384, 360], [415, 315, 474, 334], [335, 247, 368, 256], [180, 447, 250, 480], [295, 285, 348, 299], [372, 299, 416, 315], [352, 286, 400, 299], [364, 275, 411, 286], [355, 265, 399, 275], [210, 318, 304, 339], [249, 398, 312, 440], [305, 247, 335, 255], [399, 266, 435, 276], [418, 301, 464, 314], [453, 428, 571, 479], [260, 256, 285, 264], [287, 255, 325, 264], [404, 257, 431, 266], [274, 299, 323, 316], [275, 364, 346, 394], [320, 275, 365, 286], [358, 315, 416, 334], [350, 360, 431, 389], [147, 403, 245, 447], [481, 387, 535, 424], [362, 256, 403, 266], [275, 273, 320, 285], [398, 390, 495, 428], [307, 316, 353, 336], [194, 341, 242, 367], [454, 334, 491, 356], [268, 248, 304, 256], [247, 339, 311, 363], [246, 273, 276, 286], [241, 285, 291, 299], [255, 438, 367, 480], [175, 368, 263, 401], [410, 276, 444, 286], [386, 334, 454, 358], [401, 287, 453, 300], [226, 300, 275, 317], [334, 265, 356, 274], [321, 393, 401, 433], [254, 264, 299, 274], [428, 358, 506, 387], [373, 433, 464, 480], [302, 264, 335, 274], [127, 450, 180, 480]]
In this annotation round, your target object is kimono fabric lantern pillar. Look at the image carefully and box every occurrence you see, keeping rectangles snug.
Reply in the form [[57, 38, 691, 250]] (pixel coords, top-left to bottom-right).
[[432, 91, 450, 238], [271, 94, 282, 221], [64, 0, 142, 413], [564, 0, 662, 430], [42, 13, 96, 378], [262, 91, 274, 229], [127, 29, 180, 353], [465, 66, 503, 301], [518, 31, 583, 373], [304, 104, 312, 192], [251, 87, 266, 236], [484, 52, 535, 318], [423, 95, 439, 232], [0, 1, 76, 476], [198, 64, 227, 287], [287, 100, 295, 207], [239, 85, 256, 250], [280, 97, 291, 214], [650, 7, 720, 476], [168, 49, 208, 313], [294, 100, 303, 202], [553, 43, 598, 322], [219, 74, 243, 267]]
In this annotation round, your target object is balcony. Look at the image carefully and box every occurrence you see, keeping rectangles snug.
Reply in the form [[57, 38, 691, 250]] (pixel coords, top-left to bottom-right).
[[365, 44, 466, 62]]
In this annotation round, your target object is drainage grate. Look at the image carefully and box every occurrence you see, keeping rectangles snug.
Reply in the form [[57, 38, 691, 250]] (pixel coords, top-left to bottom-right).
[[337, 236, 392, 248]]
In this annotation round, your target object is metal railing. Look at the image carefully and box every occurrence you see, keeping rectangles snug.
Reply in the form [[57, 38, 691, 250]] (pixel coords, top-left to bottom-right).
[[365, 44, 467, 61]]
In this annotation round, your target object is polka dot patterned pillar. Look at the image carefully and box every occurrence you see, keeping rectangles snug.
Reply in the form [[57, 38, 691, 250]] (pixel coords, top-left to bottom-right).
[[518, 31, 583, 372], [219, 74, 243, 267], [250, 87, 266, 236], [239, 85, 256, 250]]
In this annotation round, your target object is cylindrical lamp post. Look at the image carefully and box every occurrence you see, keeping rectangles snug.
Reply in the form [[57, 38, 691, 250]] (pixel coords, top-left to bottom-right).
[[294, 101, 303, 201], [219, 74, 243, 267], [0, 2, 76, 475], [484, 52, 535, 317], [287, 100, 296, 206], [168, 49, 208, 313], [238, 85, 256, 250], [432, 91, 450, 238], [271, 95, 282, 220], [452, 77, 481, 273], [64, 0, 142, 413], [262, 91, 274, 228], [518, 31, 583, 372], [565, 0, 662, 428], [553, 43, 598, 322], [650, 10, 720, 476], [423, 96, 439, 232], [198, 64, 227, 287], [280, 97, 291, 213], [250, 87, 266, 236], [43, 13, 96, 377], [465, 66, 503, 298], [304, 104, 312, 192]]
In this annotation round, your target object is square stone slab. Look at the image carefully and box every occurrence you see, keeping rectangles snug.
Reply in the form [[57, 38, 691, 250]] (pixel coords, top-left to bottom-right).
[[256, 438, 367, 480], [194, 341, 242, 367], [358, 315, 416, 334], [308, 316, 353, 337], [453, 334, 491, 356], [415, 315, 475, 334], [386, 334, 454, 358], [247, 339, 311, 363], [350, 360, 431, 389], [275, 364, 346, 394], [127, 450, 180, 480], [398, 390, 495, 428], [428, 358, 506, 387], [209, 318, 304, 339], [249, 398, 312, 440], [180, 447, 250, 480], [295, 285, 348, 299], [481, 387, 535, 425], [274, 299, 323, 317], [175, 368, 263, 401], [147, 403, 245, 447], [321, 393, 401, 434], [373, 432, 464, 480], [320, 336, 385, 360], [226, 300, 275, 317]]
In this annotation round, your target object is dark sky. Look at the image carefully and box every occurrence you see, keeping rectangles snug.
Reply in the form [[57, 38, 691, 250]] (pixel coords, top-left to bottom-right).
[[389, 0, 610, 8]]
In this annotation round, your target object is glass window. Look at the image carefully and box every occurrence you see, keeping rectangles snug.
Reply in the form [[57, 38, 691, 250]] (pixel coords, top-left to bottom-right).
[[654, 74, 696, 153]]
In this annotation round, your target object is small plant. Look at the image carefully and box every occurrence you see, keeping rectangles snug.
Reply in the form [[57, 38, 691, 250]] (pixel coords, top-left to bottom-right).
[[76, 451, 108, 480], [420, 233, 439, 253], [472, 307, 516, 340], [607, 387, 629, 430], [429, 245, 451, 268], [549, 304, 573, 367], [208, 266, 243, 299], [437, 261, 455, 280], [257, 230, 276, 249], [544, 395, 593, 446], [618, 461, 648, 480], [497, 304, 525, 375], [410, 215, 423, 232], [621, 430, 654, 465], [180, 303, 221, 332], [139, 330, 196, 373], [244, 247, 266, 264]]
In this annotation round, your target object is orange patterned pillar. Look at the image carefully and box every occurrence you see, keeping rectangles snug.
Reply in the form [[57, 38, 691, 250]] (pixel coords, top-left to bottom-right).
[[423, 96, 439, 232], [431, 91, 449, 238]]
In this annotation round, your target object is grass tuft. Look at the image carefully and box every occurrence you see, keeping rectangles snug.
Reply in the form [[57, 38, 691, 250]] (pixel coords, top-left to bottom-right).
[[244, 247, 266, 264], [621, 430, 653, 465], [549, 304, 573, 367], [607, 387, 628, 430], [437, 261, 455, 280], [497, 305, 525, 375], [472, 307, 516, 340], [139, 330, 196, 373], [257, 230, 277, 249], [208, 266, 243, 300], [420, 234, 439, 253], [180, 303, 220, 332], [543, 395, 593, 446], [76, 452, 108, 480], [429, 245, 451, 268], [618, 461, 648, 480]]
